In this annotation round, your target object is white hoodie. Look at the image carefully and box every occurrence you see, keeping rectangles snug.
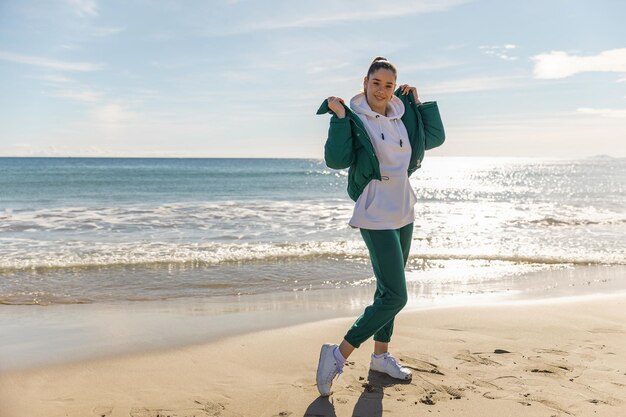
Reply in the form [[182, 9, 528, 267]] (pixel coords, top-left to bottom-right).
[[348, 92, 418, 230]]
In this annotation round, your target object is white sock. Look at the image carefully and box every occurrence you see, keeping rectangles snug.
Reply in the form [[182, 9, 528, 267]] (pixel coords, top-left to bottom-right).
[[333, 346, 346, 366], [373, 352, 387, 359]]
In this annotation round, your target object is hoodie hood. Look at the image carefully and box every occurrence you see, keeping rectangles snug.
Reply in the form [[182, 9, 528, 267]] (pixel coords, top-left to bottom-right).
[[349, 92, 405, 120]]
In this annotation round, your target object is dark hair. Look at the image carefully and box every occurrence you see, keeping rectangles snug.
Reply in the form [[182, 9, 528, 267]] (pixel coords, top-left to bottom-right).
[[367, 56, 397, 79]]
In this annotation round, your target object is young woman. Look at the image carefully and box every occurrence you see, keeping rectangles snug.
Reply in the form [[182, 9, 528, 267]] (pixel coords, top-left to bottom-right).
[[315, 57, 445, 397]]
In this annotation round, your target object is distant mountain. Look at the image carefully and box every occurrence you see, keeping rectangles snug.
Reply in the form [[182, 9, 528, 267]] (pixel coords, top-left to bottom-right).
[[586, 154, 616, 160]]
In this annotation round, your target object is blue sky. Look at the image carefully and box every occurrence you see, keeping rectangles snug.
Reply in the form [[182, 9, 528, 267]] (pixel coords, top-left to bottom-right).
[[0, 0, 625, 158]]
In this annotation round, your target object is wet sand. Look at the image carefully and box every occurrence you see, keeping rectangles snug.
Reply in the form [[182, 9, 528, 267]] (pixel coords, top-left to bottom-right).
[[2, 264, 624, 373], [1, 288, 625, 416]]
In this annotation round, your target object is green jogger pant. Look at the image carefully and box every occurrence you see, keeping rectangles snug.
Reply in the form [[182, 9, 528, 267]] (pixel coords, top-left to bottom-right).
[[344, 222, 414, 349]]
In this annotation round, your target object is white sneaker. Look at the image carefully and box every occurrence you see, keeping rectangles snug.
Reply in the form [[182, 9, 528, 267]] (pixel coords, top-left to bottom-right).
[[370, 352, 412, 380], [316, 343, 344, 396]]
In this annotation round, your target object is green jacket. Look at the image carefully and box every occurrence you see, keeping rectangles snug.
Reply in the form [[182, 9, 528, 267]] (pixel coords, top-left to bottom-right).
[[316, 87, 445, 202]]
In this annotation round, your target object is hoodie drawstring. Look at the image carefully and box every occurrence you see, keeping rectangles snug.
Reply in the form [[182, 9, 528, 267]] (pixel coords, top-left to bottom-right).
[[375, 115, 385, 140], [375, 115, 403, 147], [394, 119, 403, 148]]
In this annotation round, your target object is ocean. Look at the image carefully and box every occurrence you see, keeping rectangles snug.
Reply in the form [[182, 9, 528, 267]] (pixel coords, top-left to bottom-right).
[[1, 156, 624, 306]]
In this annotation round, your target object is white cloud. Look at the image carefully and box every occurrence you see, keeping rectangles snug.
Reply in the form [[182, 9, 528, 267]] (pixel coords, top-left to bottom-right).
[[204, 0, 471, 35], [479, 45, 519, 61], [39, 74, 74, 84], [55, 89, 103, 102], [66, 0, 98, 17], [0, 50, 102, 71], [531, 48, 626, 79], [90, 103, 138, 125], [577, 107, 626, 118], [34, 74, 105, 104]]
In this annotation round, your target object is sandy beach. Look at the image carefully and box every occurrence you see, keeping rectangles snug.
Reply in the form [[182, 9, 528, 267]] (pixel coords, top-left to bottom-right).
[[2, 0, 625, 413], [1, 290, 625, 417]]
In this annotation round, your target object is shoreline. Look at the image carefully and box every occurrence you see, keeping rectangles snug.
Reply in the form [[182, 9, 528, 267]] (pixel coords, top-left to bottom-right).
[[1, 264, 625, 373], [1, 288, 625, 416]]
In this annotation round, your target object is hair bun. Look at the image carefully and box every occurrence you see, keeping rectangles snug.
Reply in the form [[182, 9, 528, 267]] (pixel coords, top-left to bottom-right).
[[366, 56, 397, 78], [371, 56, 388, 64]]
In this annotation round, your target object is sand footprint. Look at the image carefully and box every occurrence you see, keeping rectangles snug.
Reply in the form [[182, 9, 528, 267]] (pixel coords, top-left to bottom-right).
[[420, 384, 466, 401], [397, 354, 444, 375], [523, 395, 574, 415], [92, 405, 113, 417], [480, 375, 526, 400], [570, 382, 625, 408], [532, 348, 569, 356], [129, 399, 236, 417], [524, 362, 572, 377], [587, 326, 625, 334], [454, 349, 502, 367], [129, 407, 177, 417], [440, 385, 464, 399]]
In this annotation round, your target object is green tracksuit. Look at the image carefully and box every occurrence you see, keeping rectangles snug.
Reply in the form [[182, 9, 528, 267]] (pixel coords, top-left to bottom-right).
[[344, 221, 413, 348], [318, 87, 444, 348]]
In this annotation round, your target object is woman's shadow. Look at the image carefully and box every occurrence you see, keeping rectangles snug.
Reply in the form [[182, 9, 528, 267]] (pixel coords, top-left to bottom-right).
[[303, 370, 412, 417]]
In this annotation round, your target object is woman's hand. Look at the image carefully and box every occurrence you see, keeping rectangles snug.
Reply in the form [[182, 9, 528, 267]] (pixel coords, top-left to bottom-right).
[[327, 96, 346, 118], [399, 84, 421, 104]]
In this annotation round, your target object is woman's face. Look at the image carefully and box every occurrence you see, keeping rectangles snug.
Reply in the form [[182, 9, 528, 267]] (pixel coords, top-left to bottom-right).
[[363, 68, 396, 112]]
